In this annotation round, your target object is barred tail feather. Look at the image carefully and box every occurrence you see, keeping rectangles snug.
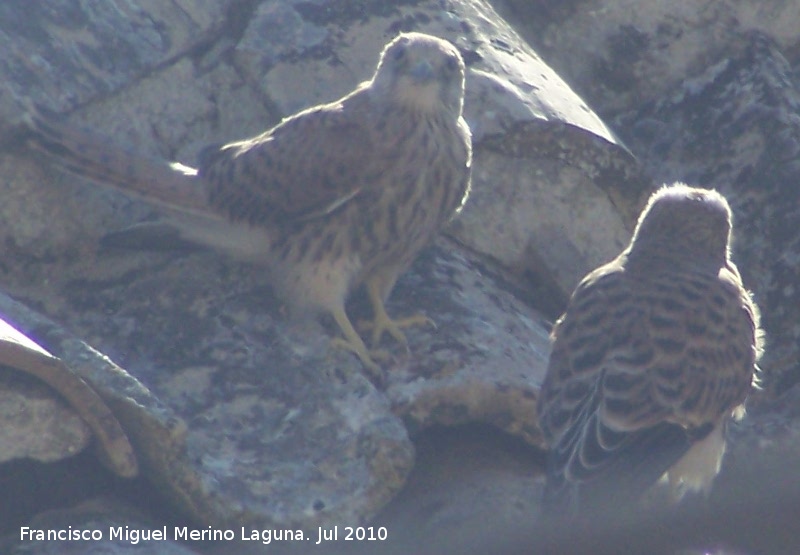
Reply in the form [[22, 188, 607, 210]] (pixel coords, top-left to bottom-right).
[[22, 102, 212, 217]]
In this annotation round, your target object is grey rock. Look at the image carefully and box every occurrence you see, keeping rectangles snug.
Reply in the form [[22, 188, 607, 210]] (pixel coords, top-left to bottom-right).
[[498, 0, 800, 117], [0, 231, 552, 529], [233, 0, 617, 142], [0, 0, 230, 117], [0, 261, 414, 529], [451, 120, 651, 309], [383, 241, 551, 447], [0, 315, 137, 477], [0, 367, 90, 464], [219, 427, 546, 555], [0, 292, 191, 507], [4, 0, 800, 553], [0, 0, 657, 543]]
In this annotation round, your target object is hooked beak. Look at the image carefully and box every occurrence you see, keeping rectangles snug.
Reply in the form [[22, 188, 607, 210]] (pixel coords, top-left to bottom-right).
[[408, 59, 435, 83]]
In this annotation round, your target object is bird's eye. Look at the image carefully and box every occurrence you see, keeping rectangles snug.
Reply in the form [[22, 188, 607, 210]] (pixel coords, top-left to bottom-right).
[[392, 45, 407, 61]]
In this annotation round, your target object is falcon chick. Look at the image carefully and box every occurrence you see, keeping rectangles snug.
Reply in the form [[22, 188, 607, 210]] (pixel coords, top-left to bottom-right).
[[24, 32, 472, 377], [536, 183, 762, 515]]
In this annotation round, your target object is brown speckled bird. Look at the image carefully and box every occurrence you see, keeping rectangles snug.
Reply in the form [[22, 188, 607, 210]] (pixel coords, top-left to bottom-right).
[[536, 183, 762, 514], [24, 32, 472, 376]]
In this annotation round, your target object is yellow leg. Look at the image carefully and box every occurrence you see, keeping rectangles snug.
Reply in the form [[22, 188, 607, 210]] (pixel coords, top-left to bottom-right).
[[364, 280, 435, 348], [329, 305, 387, 377]]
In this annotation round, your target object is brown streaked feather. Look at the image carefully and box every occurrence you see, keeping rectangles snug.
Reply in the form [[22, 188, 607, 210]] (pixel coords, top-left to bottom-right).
[[199, 95, 390, 224], [23, 103, 211, 218]]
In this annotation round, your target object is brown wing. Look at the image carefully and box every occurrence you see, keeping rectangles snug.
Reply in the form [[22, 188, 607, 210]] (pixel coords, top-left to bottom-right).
[[537, 259, 758, 510], [198, 93, 389, 225]]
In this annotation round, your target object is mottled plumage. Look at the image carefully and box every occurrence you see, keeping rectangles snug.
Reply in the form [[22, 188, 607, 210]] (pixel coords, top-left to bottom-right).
[[24, 33, 472, 376], [536, 184, 762, 514]]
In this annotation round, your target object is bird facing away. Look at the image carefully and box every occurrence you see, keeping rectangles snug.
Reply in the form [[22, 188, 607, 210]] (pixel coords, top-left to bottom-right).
[[24, 32, 472, 377], [536, 183, 762, 515]]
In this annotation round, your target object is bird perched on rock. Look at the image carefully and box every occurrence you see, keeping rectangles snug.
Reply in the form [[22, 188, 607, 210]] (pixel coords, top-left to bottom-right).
[[24, 32, 472, 377], [536, 183, 762, 515]]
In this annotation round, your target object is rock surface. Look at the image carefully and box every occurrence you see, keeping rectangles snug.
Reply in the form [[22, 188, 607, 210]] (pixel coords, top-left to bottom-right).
[[450, 119, 651, 310], [0, 319, 89, 465], [0, 258, 417, 530], [2, 0, 638, 309], [2, 0, 800, 554], [0, 0, 600, 537], [499, 0, 800, 117], [0, 316, 137, 477], [0, 367, 90, 465]]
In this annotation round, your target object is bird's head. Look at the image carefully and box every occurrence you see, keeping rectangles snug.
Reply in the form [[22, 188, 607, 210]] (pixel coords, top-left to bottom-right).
[[370, 32, 465, 117], [628, 183, 733, 270]]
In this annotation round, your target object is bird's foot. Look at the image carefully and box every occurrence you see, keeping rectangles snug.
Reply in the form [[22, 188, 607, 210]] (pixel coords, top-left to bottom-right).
[[361, 312, 436, 348], [329, 304, 395, 381], [329, 337, 390, 379]]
